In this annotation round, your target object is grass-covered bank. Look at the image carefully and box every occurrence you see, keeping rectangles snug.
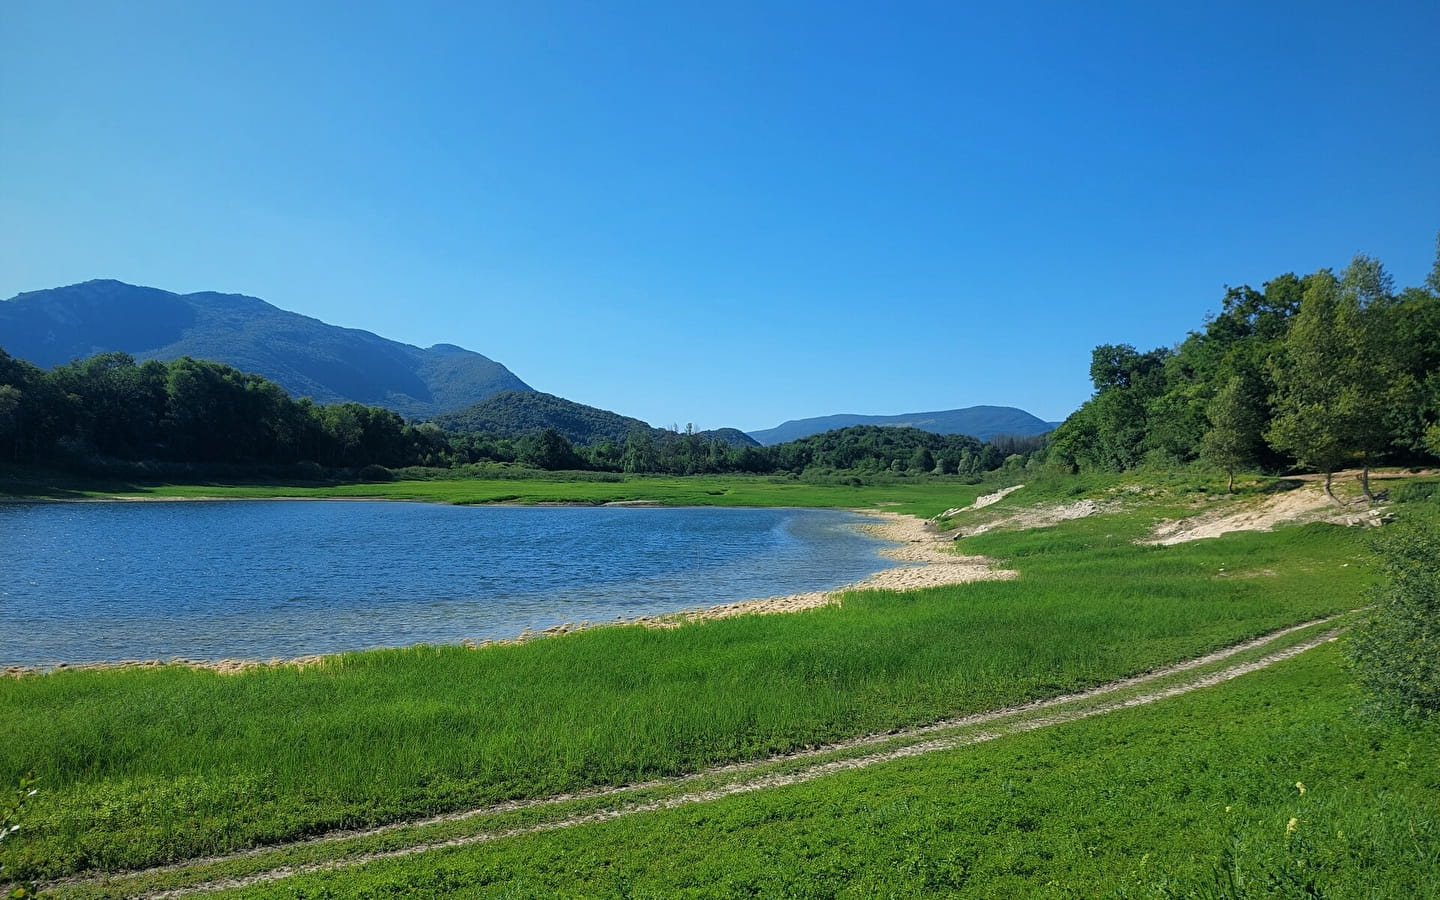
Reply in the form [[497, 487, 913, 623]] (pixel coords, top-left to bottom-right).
[[214, 641, 1440, 900], [0, 468, 991, 517], [0, 491, 1375, 881]]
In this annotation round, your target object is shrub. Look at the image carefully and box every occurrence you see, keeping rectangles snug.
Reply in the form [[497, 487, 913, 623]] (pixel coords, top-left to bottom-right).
[[292, 461, 326, 482], [357, 464, 395, 483], [1348, 514, 1440, 719]]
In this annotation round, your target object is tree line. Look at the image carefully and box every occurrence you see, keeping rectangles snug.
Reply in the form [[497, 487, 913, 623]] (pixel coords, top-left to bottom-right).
[[1048, 237, 1440, 496], [0, 350, 1032, 480]]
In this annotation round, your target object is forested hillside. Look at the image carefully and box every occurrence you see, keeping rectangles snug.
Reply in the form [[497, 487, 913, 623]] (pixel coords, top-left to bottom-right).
[[1050, 239, 1440, 493], [433, 390, 760, 450], [0, 350, 1025, 480], [0, 351, 448, 471], [0, 280, 532, 418], [433, 391, 653, 445]]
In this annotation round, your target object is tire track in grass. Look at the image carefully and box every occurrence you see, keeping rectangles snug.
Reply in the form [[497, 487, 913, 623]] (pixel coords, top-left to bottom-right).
[[45, 616, 1344, 899]]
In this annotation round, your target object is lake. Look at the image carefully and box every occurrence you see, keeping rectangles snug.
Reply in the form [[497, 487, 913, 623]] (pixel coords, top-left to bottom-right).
[[0, 501, 900, 666]]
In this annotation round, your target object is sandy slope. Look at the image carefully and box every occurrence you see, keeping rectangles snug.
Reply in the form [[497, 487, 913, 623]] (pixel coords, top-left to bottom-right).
[[1145, 477, 1389, 546]]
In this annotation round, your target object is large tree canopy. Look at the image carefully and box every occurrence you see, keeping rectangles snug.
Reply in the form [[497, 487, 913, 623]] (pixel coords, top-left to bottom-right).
[[1051, 235, 1440, 487]]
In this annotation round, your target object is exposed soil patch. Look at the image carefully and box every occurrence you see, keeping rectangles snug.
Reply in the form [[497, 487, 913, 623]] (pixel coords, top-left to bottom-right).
[[951, 498, 1107, 538], [936, 484, 1023, 518], [1146, 477, 1387, 546]]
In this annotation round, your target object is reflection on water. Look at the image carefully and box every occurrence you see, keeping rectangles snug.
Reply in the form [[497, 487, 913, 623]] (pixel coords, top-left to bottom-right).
[[0, 501, 895, 665]]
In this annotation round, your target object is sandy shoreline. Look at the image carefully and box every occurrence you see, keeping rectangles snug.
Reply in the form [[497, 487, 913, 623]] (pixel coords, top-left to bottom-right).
[[4, 510, 1010, 677], [630, 510, 1013, 628]]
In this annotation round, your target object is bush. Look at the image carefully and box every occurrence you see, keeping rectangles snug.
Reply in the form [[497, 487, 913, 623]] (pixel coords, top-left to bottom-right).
[[1348, 514, 1440, 719], [292, 461, 326, 482], [357, 464, 394, 483]]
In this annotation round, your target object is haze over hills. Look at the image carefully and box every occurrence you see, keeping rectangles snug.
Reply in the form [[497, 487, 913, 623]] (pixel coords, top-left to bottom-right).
[[0, 280, 532, 419], [748, 406, 1062, 446], [434, 391, 761, 448]]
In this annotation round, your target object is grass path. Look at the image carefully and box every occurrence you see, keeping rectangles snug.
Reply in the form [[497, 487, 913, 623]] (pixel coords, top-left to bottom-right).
[[45, 616, 1346, 900]]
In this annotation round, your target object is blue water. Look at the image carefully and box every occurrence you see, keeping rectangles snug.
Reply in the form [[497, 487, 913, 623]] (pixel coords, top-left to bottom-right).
[[0, 501, 898, 666]]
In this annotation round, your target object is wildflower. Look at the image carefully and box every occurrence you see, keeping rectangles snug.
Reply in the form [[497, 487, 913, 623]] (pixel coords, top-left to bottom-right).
[[1287, 817, 1299, 836], [1296, 781, 1306, 795]]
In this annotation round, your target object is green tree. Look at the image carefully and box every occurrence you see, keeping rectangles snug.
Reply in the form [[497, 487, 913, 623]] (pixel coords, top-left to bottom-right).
[[518, 428, 582, 471], [1337, 255, 1401, 499], [705, 438, 730, 472], [1051, 344, 1171, 471], [621, 427, 659, 474], [909, 446, 935, 474], [1201, 374, 1265, 492], [1267, 270, 1356, 503], [0, 385, 19, 448], [1381, 239, 1440, 461], [319, 403, 365, 467]]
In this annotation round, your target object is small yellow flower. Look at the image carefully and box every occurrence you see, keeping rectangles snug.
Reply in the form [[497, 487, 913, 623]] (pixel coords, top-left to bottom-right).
[[1287, 817, 1299, 836], [1225, 805, 1232, 812], [1296, 781, 1306, 795]]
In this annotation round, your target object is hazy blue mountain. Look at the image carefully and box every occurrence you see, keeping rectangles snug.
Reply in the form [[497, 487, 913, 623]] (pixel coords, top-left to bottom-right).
[[0, 280, 532, 418], [748, 406, 1061, 445], [433, 391, 760, 448]]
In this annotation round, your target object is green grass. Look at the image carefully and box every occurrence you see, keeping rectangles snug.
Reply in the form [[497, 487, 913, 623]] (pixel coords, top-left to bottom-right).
[[1, 501, 1375, 881], [213, 641, 1440, 900], [0, 470, 991, 518]]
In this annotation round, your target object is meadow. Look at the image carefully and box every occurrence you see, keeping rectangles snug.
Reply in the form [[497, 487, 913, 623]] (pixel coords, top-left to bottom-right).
[[0, 469, 992, 517], [0, 474, 1387, 890], [213, 640, 1440, 899]]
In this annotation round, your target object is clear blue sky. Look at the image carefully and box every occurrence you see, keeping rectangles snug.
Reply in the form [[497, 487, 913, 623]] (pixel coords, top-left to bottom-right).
[[3, 1, 1437, 432]]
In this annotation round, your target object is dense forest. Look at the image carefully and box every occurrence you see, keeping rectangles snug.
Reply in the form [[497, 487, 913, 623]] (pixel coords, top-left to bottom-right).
[[1049, 239, 1440, 495], [0, 349, 1033, 480]]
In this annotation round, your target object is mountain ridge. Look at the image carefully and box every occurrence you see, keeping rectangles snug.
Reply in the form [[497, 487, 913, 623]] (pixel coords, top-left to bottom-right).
[[3, 281, 1052, 446], [748, 406, 1060, 445], [0, 279, 532, 418], [433, 390, 761, 448]]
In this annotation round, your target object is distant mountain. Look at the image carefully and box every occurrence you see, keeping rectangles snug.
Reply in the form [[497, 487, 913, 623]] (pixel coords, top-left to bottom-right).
[[0, 279, 532, 418], [434, 391, 651, 445], [696, 427, 761, 448], [433, 391, 760, 448], [748, 406, 1061, 445]]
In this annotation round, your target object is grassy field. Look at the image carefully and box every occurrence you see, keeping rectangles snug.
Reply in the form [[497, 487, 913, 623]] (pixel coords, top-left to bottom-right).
[[212, 640, 1440, 899], [0, 477, 1383, 884], [0, 469, 995, 518]]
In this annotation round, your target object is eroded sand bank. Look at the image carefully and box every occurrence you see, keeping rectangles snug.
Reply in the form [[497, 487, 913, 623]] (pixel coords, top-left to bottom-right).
[[633, 510, 1014, 627]]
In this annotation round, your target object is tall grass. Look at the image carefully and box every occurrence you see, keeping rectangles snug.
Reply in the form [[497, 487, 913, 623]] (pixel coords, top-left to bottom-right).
[[0, 511, 1373, 879], [228, 642, 1439, 899]]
